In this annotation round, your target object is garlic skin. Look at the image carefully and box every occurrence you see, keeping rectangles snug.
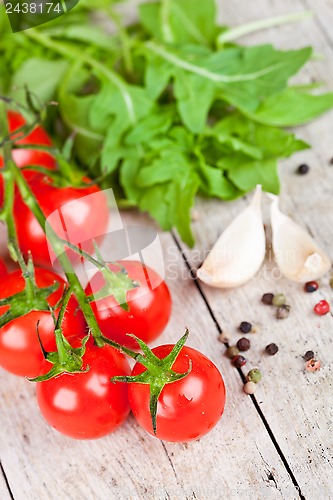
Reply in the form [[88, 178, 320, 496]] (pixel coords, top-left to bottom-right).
[[197, 185, 266, 288], [270, 195, 331, 282]]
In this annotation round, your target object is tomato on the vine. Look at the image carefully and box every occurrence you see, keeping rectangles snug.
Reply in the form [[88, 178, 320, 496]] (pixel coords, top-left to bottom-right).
[[36, 338, 131, 439], [0, 111, 56, 205], [14, 173, 109, 269], [128, 344, 226, 442], [85, 260, 172, 349], [0, 268, 86, 377]]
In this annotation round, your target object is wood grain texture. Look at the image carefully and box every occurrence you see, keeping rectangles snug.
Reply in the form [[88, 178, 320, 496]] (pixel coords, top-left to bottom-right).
[[0, 467, 11, 500]]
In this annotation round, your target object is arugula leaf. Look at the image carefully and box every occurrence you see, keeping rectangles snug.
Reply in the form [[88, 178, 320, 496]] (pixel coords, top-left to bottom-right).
[[140, 0, 216, 45], [174, 70, 215, 133], [198, 163, 243, 200], [249, 88, 333, 126], [2, 0, 333, 248], [125, 107, 174, 145], [228, 159, 280, 194], [10, 58, 69, 103], [96, 81, 154, 173]]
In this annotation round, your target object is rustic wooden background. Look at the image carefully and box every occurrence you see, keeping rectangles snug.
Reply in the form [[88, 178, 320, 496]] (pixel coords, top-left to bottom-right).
[[1, 0, 333, 499]]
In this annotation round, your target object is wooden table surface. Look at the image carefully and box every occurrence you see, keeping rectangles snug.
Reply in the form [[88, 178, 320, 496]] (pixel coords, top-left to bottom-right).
[[1, 1, 333, 499]]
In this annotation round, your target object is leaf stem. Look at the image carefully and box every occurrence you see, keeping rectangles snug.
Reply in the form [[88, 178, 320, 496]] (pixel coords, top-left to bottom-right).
[[217, 11, 313, 46]]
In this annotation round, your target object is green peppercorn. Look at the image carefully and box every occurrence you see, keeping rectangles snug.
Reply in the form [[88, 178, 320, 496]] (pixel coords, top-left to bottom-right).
[[330, 276, 333, 290], [272, 293, 287, 307], [226, 346, 239, 359], [247, 368, 262, 383]]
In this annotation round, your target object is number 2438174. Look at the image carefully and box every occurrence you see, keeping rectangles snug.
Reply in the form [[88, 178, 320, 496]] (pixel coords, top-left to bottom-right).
[[5, 2, 62, 14]]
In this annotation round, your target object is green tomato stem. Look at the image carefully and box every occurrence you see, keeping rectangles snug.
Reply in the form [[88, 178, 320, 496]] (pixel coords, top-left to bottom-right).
[[7, 156, 105, 347]]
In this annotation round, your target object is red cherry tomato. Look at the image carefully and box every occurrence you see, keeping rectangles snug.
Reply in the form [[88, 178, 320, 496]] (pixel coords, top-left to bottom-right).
[[128, 344, 226, 442], [85, 260, 172, 349], [14, 173, 109, 269], [0, 111, 56, 205], [0, 268, 86, 377], [0, 258, 7, 278], [36, 338, 131, 439]]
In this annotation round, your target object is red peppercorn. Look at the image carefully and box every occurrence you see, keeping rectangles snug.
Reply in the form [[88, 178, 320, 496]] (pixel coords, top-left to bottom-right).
[[232, 355, 247, 368], [304, 281, 318, 293], [314, 300, 330, 316]]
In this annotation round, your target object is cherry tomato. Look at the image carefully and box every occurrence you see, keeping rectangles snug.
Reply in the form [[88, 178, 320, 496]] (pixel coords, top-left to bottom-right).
[[128, 344, 226, 442], [36, 338, 131, 439], [0, 258, 7, 278], [0, 268, 86, 377], [85, 260, 172, 349], [0, 111, 56, 205], [14, 173, 109, 269]]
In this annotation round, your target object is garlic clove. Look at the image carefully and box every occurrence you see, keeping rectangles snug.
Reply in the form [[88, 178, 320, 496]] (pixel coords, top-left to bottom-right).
[[269, 195, 331, 282], [197, 185, 266, 288]]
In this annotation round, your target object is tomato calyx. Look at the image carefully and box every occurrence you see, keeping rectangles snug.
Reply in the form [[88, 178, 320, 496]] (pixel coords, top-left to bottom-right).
[[29, 288, 90, 382], [29, 327, 90, 382], [0, 259, 60, 328], [86, 247, 139, 312], [111, 329, 192, 434]]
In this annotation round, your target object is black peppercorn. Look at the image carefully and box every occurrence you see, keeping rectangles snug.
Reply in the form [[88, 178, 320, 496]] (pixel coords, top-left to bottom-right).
[[265, 343, 279, 356], [262, 293, 274, 305], [237, 337, 251, 352], [296, 163, 310, 175], [303, 350, 315, 361], [239, 321, 252, 334]]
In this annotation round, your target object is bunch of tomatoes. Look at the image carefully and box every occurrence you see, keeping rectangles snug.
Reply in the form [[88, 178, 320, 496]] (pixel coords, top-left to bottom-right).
[[0, 111, 226, 443]]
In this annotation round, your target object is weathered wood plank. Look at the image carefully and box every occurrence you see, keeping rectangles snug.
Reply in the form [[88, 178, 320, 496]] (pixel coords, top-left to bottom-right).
[[175, 0, 333, 497], [0, 232, 299, 500], [0, 467, 11, 500]]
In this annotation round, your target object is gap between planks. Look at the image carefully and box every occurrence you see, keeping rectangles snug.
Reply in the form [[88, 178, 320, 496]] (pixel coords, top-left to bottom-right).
[[171, 231, 306, 500]]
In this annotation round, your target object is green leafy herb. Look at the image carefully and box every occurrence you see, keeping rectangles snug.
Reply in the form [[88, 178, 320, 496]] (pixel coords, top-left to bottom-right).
[[1, 0, 332, 246]]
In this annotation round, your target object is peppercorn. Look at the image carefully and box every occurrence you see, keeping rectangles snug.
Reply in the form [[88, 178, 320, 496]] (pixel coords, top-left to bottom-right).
[[237, 337, 251, 352], [232, 355, 247, 368], [265, 343, 279, 356], [247, 368, 262, 383], [303, 350, 315, 361], [330, 276, 333, 290], [262, 293, 274, 305], [226, 346, 239, 359], [244, 381, 256, 395], [239, 321, 252, 334], [276, 304, 290, 319], [306, 358, 321, 372], [296, 163, 310, 175], [272, 293, 287, 307], [314, 300, 330, 316], [304, 281, 319, 293]]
